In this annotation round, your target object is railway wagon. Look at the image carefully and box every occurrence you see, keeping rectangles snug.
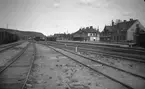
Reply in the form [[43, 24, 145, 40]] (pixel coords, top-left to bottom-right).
[[34, 36, 45, 41], [47, 36, 57, 41], [137, 33, 145, 48], [0, 31, 19, 45]]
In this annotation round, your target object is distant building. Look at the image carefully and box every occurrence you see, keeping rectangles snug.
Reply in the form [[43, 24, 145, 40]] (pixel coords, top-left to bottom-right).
[[72, 26, 100, 41], [54, 33, 65, 40], [100, 19, 145, 43], [54, 33, 73, 40]]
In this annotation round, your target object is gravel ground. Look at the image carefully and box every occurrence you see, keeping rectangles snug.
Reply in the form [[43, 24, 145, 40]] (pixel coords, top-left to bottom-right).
[[26, 44, 129, 89], [51, 47, 145, 89], [62, 46, 145, 78], [0, 42, 29, 67], [80, 51, 145, 78]]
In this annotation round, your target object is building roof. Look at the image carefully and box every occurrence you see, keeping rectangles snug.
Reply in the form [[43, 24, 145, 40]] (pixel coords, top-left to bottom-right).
[[103, 19, 138, 32], [115, 19, 137, 31], [104, 26, 115, 32], [73, 27, 99, 35]]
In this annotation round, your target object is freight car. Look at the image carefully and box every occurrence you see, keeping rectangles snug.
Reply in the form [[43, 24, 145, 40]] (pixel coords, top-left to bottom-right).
[[47, 36, 56, 41], [0, 31, 19, 45], [34, 36, 45, 41], [137, 32, 145, 48]]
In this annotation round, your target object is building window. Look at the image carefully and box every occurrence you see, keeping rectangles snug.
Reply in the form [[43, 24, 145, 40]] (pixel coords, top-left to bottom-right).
[[119, 36, 121, 41], [120, 36, 122, 41], [88, 33, 90, 36], [123, 36, 125, 40], [114, 36, 116, 41]]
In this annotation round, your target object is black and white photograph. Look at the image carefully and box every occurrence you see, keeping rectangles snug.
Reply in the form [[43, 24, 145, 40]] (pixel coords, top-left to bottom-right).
[[0, 0, 145, 89]]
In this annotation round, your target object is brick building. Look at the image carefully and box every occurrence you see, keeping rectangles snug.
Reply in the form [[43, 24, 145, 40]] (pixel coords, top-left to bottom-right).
[[100, 19, 145, 43], [54, 33, 73, 40]]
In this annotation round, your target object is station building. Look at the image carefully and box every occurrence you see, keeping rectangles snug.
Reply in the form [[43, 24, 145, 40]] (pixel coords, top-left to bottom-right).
[[100, 19, 145, 44], [72, 26, 100, 41]]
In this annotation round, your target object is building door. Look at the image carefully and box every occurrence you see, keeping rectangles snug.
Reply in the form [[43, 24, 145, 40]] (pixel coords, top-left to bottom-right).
[[117, 36, 118, 42]]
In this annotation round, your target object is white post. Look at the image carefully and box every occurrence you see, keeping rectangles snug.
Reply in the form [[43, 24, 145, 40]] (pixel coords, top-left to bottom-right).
[[65, 44, 67, 47], [130, 44, 132, 48], [75, 46, 78, 53]]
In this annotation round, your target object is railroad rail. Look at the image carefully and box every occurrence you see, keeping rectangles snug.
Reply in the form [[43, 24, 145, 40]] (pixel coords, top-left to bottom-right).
[[58, 40, 145, 52], [0, 41, 20, 48], [0, 42, 36, 89], [46, 42, 145, 78], [47, 46, 133, 89], [45, 41, 145, 63], [65, 46, 145, 63], [52, 41, 145, 55], [62, 48, 145, 79], [41, 42, 145, 89], [0, 41, 22, 53], [21, 43, 36, 89]]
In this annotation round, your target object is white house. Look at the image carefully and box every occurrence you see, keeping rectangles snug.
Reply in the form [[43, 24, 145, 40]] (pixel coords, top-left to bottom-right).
[[73, 26, 100, 41], [127, 19, 145, 42]]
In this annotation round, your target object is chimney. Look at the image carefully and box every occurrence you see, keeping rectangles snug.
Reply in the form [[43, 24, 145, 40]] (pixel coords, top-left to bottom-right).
[[112, 20, 114, 26], [124, 20, 126, 22], [97, 26, 99, 32], [130, 18, 133, 21], [90, 26, 93, 29]]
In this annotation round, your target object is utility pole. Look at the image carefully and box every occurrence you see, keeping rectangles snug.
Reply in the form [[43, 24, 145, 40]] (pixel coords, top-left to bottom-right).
[[6, 24, 8, 29], [4, 24, 9, 40], [67, 30, 68, 34]]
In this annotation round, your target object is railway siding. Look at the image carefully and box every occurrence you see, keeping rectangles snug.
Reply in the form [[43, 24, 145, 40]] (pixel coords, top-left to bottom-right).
[[46, 41, 145, 62], [45, 42, 145, 80], [0, 42, 35, 89], [49, 46, 145, 89], [0, 42, 29, 67], [79, 51, 145, 79], [26, 44, 128, 89]]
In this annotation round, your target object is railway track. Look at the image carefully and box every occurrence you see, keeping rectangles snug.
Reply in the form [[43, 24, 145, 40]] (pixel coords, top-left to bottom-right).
[[42, 42, 145, 89], [49, 41, 145, 55], [0, 42, 36, 89], [0, 41, 20, 48], [63, 48, 145, 79], [58, 41, 145, 53], [45, 41, 145, 63], [46, 42, 145, 78], [0, 41, 22, 53], [65, 45, 145, 63]]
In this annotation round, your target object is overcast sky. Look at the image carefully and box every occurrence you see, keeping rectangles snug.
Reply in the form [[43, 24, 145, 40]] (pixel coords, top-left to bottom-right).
[[0, 0, 145, 35]]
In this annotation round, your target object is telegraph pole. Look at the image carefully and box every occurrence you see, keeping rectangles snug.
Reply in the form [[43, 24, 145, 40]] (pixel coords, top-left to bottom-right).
[[6, 24, 8, 29], [4, 24, 9, 40]]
